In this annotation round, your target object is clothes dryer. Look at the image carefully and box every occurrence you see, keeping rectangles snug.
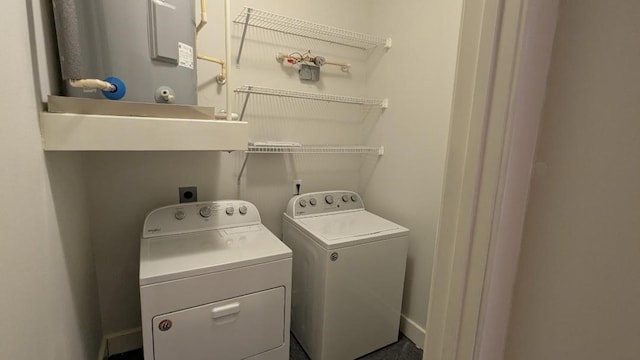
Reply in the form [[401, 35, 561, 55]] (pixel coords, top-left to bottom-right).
[[282, 191, 409, 360], [140, 200, 292, 360]]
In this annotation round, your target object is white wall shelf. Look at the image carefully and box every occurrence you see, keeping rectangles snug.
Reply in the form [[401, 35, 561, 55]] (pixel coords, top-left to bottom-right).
[[248, 144, 384, 155], [238, 143, 383, 184], [40, 112, 249, 151], [233, 7, 392, 65], [234, 85, 388, 122]]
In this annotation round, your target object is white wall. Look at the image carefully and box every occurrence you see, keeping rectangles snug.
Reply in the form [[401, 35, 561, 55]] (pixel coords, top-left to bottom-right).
[[83, 0, 462, 346], [505, 1, 640, 359], [0, 2, 102, 359]]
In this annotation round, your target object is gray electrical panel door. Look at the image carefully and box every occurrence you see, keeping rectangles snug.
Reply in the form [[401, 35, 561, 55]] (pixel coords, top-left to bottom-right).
[[150, 0, 180, 63]]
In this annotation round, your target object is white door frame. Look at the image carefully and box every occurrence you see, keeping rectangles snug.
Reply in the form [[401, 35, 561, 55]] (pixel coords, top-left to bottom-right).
[[423, 0, 559, 359]]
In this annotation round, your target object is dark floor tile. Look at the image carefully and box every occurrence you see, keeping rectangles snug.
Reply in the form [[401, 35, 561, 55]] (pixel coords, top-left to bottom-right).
[[290, 333, 422, 360], [356, 334, 423, 360], [107, 348, 143, 360], [290, 333, 310, 360]]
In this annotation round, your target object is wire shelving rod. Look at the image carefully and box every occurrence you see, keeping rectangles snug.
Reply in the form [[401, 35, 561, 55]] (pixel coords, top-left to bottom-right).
[[247, 144, 384, 154], [233, 7, 392, 64], [237, 144, 384, 184], [234, 85, 388, 122]]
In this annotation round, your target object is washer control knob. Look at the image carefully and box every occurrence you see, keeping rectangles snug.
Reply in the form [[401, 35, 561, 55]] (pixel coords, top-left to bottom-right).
[[225, 207, 234, 216], [309, 198, 317, 206], [239, 205, 248, 215], [351, 195, 358, 202], [299, 199, 307, 207], [174, 210, 186, 220], [342, 195, 350, 202], [199, 206, 212, 218], [325, 195, 334, 204]]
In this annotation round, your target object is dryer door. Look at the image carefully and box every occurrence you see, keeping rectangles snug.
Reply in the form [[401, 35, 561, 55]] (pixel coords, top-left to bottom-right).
[[152, 287, 285, 360]]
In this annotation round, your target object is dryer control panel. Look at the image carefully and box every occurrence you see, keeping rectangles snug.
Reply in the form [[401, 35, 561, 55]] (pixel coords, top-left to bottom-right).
[[143, 200, 261, 238], [286, 191, 364, 218]]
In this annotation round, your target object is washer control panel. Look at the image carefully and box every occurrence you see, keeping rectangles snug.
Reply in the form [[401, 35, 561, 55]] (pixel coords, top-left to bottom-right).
[[143, 200, 261, 238], [287, 191, 364, 218]]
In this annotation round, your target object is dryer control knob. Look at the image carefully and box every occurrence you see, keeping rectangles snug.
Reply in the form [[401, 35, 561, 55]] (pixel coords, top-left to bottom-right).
[[225, 207, 234, 216], [299, 199, 307, 207], [239, 205, 248, 215], [325, 195, 334, 204], [342, 195, 350, 202], [175, 210, 186, 220], [199, 206, 212, 218], [309, 198, 317, 206], [351, 195, 358, 202]]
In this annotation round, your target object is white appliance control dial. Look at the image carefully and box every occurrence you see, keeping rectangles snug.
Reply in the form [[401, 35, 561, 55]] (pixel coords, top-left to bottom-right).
[[225, 207, 234, 216], [174, 210, 186, 220], [286, 191, 364, 217], [238, 205, 248, 215], [199, 206, 212, 218]]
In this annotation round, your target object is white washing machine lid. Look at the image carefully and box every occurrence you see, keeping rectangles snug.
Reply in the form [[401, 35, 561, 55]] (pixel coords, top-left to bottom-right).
[[295, 210, 409, 249], [139, 224, 291, 285]]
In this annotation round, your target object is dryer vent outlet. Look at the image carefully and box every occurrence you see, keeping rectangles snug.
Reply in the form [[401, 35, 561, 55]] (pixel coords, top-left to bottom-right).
[[179, 186, 198, 203]]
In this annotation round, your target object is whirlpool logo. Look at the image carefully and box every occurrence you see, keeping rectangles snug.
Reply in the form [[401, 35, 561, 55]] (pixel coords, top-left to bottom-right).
[[158, 319, 172, 331], [147, 228, 162, 233]]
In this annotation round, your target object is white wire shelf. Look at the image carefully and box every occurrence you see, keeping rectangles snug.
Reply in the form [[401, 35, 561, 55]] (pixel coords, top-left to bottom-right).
[[234, 7, 392, 64], [247, 144, 384, 155], [235, 85, 388, 122], [235, 85, 387, 106], [238, 143, 384, 184], [234, 7, 391, 49]]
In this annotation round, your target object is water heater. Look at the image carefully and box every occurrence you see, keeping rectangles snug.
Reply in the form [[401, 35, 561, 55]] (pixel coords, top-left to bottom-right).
[[52, 0, 197, 105]]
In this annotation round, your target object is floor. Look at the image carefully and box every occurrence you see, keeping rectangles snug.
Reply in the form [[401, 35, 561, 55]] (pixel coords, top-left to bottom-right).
[[107, 333, 423, 360]]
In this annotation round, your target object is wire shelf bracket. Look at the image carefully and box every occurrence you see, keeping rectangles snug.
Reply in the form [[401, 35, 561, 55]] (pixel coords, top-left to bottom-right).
[[234, 7, 392, 65], [237, 144, 384, 184], [234, 85, 388, 122]]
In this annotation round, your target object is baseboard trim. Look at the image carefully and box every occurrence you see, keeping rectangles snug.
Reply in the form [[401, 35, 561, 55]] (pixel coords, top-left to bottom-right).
[[99, 327, 143, 358], [400, 314, 426, 349], [97, 336, 108, 360]]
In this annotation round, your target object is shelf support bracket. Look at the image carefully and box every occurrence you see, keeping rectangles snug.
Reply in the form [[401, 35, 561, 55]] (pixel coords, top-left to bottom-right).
[[236, 8, 252, 66], [237, 152, 250, 185], [238, 92, 251, 122]]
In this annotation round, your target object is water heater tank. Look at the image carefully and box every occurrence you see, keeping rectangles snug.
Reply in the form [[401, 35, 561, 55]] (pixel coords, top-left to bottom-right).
[[52, 0, 197, 105]]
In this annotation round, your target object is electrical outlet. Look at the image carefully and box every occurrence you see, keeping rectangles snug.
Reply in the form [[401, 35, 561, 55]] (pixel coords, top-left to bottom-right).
[[179, 186, 198, 203], [293, 179, 302, 195]]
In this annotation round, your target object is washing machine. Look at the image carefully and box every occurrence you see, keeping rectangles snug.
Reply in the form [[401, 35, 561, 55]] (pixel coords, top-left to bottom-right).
[[282, 191, 409, 360], [139, 200, 292, 360]]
